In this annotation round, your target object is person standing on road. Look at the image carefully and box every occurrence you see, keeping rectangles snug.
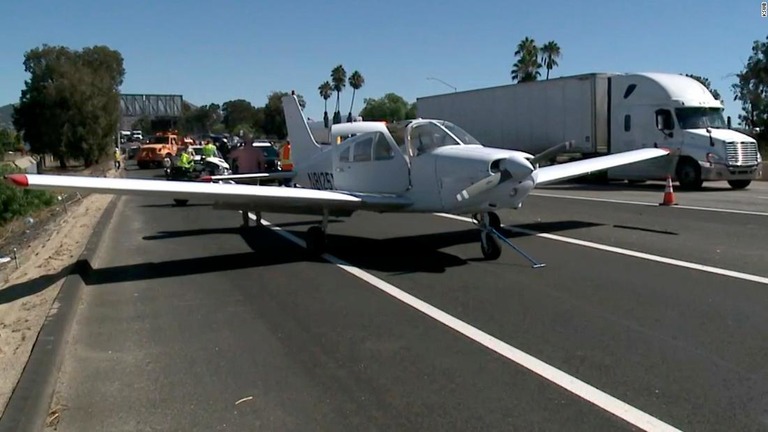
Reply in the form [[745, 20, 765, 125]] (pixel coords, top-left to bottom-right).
[[202, 140, 217, 158], [114, 147, 122, 170], [229, 140, 266, 174]]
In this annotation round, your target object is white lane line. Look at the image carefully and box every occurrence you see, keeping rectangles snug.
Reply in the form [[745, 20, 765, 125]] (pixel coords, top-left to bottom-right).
[[531, 192, 768, 217], [436, 213, 768, 286], [250, 213, 681, 431]]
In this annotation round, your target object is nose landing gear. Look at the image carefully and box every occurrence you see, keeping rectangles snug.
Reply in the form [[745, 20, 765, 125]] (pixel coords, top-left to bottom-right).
[[472, 211, 546, 268]]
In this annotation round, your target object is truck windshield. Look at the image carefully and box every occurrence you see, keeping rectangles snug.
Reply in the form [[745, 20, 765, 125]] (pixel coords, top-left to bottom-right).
[[674, 107, 727, 130], [147, 136, 170, 144]]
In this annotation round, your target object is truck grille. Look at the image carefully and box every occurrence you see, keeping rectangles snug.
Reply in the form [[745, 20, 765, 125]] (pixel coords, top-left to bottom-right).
[[725, 141, 759, 166]]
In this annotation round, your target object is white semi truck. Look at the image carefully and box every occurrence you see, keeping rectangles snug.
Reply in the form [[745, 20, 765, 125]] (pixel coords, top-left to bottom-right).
[[416, 72, 762, 189]]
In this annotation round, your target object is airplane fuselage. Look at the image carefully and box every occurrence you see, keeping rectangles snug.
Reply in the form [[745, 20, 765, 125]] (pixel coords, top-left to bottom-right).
[[292, 136, 535, 215]]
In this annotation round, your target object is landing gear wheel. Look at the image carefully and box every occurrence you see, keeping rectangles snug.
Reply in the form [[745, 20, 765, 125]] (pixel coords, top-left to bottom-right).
[[173, 199, 188, 206], [305, 226, 326, 255], [480, 231, 502, 260], [241, 211, 250, 228]]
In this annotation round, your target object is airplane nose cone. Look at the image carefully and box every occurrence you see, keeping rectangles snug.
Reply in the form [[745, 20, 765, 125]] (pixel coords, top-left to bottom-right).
[[501, 154, 534, 178]]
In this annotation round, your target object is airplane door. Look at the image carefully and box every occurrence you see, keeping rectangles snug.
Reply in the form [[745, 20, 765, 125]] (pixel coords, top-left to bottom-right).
[[333, 132, 410, 194]]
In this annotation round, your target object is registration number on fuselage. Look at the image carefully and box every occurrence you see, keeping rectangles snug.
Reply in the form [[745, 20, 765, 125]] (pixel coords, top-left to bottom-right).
[[307, 171, 335, 190]]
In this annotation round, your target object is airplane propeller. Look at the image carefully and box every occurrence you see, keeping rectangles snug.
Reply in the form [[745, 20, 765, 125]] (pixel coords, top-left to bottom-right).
[[456, 156, 532, 202], [455, 140, 575, 202], [529, 140, 574, 167]]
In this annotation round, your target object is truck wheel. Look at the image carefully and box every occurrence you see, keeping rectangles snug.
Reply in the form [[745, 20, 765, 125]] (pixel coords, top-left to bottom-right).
[[675, 158, 703, 190], [727, 180, 751, 189]]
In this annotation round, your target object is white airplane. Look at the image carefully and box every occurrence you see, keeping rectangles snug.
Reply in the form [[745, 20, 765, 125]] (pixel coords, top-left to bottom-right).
[[4, 91, 669, 266]]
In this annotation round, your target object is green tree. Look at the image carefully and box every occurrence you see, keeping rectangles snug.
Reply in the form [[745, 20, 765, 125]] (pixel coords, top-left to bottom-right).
[[318, 81, 332, 127], [0, 128, 19, 152], [222, 99, 259, 133], [13, 44, 125, 167], [511, 37, 541, 83], [261, 91, 306, 139], [731, 36, 768, 131], [359, 93, 415, 123], [330, 65, 347, 124], [540, 41, 561, 80], [346, 70, 365, 122], [684, 73, 721, 100]]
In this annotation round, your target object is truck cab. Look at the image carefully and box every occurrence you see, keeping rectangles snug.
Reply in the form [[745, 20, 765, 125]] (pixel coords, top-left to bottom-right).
[[136, 132, 180, 169], [606, 73, 761, 189]]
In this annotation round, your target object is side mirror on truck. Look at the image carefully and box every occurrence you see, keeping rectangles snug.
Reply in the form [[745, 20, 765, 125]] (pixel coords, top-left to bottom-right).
[[655, 110, 674, 138]]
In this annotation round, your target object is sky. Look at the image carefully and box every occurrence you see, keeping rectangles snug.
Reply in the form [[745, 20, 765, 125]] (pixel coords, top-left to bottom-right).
[[0, 0, 765, 124]]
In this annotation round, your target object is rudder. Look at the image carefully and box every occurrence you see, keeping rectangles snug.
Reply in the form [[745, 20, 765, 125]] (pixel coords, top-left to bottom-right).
[[282, 92, 321, 168]]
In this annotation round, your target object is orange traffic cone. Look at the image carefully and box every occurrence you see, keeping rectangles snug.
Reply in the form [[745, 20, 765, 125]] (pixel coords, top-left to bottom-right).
[[659, 175, 677, 206]]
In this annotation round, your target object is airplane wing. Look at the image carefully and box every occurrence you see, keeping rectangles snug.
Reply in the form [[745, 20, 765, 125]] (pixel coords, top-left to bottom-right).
[[533, 148, 670, 186], [4, 174, 412, 214], [198, 171, 296, 184]]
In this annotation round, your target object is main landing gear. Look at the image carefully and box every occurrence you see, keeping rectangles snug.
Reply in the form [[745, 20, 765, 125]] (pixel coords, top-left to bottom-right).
[[305, 209, 329, 255], [472, 211, 546, 268], [241, 211, 262, 228]]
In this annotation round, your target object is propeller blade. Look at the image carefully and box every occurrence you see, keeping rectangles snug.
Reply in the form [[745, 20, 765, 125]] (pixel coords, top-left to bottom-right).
[[456, 172, 501, 201], [530, 140, 574, 166]]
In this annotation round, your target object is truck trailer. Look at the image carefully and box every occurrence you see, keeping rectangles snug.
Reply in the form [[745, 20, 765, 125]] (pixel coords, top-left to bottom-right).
[[416, 72, 762, 189]]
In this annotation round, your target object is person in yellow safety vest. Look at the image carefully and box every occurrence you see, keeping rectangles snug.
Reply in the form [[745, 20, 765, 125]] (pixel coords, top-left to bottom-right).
[[178, 148, 194, 171], [279, 141, 293, 186], [114, 147, 122, 170], [202, 140, 217, 158]]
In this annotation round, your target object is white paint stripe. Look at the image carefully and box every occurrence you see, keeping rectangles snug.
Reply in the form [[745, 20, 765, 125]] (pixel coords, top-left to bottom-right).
[[250, 212, 682, 431], [436, 213, 768, 285], [531, 192, 768, 217]]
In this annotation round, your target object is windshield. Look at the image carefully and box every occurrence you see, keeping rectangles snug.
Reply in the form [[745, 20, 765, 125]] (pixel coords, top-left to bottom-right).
[[191, 147, 204, 155], [674, 107, 727, 130], [147, 136, 169, 144], [407, 121, 462, 156], [433, 120, 481, 144]]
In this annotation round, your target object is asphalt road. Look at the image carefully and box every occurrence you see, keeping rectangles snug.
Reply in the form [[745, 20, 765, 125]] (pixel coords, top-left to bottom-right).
[[47, 169, 768, 431]]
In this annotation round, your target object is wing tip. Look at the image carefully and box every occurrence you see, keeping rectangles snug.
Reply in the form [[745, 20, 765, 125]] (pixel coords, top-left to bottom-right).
[[4, 174, 29, 187], [198, 176, 212, 182]]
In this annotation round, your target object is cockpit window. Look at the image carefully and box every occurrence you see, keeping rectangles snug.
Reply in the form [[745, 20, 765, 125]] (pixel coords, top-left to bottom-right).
[[433, 121, 481, 145], [407, 121, 461, 156]]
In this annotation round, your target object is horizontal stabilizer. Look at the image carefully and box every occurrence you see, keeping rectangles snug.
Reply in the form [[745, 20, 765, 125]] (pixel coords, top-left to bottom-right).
[[533, 148, 670, 186]]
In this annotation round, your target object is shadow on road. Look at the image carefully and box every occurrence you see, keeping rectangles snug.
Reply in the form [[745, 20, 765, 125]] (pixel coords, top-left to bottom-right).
[[0, 219, 602, 294], [0, 263, 77, 305]]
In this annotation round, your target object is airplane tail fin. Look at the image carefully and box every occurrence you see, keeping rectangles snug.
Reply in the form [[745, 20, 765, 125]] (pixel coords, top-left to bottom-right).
[[282, 92, 322, 167]]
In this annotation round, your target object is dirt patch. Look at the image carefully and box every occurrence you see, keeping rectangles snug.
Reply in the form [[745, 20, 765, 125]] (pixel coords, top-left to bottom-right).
[[0, 163, 120, 418]]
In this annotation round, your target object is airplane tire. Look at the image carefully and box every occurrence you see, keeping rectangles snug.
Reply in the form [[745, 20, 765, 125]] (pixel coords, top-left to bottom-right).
[[306, 226, 326, 255], [480, 231, 501, 260]]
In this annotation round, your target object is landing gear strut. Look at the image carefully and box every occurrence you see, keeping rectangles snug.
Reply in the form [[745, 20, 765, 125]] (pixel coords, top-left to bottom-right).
[[473, 211, 546, 268], [305, 208, 329, 255], [241, 211, 262, 228]]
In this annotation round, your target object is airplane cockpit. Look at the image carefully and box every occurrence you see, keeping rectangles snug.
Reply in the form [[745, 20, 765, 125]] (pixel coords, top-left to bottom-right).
[[386, 120, 481, 158]]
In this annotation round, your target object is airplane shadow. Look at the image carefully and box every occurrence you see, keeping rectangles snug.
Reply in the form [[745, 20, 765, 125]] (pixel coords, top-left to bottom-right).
[[0, 219, 601, 297], [0, 263, 77, 305]]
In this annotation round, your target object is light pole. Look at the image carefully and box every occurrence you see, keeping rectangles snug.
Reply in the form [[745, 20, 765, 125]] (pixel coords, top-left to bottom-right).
[[427, 77, 457, 92]]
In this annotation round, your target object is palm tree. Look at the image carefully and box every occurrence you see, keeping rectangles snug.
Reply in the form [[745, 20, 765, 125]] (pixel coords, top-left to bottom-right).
[[346, 70, 365, 122], [540, 41, 561, 80], [318, 81, 332, 127], [511, 37, 542, 83], [330, 65, 347, 124]]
